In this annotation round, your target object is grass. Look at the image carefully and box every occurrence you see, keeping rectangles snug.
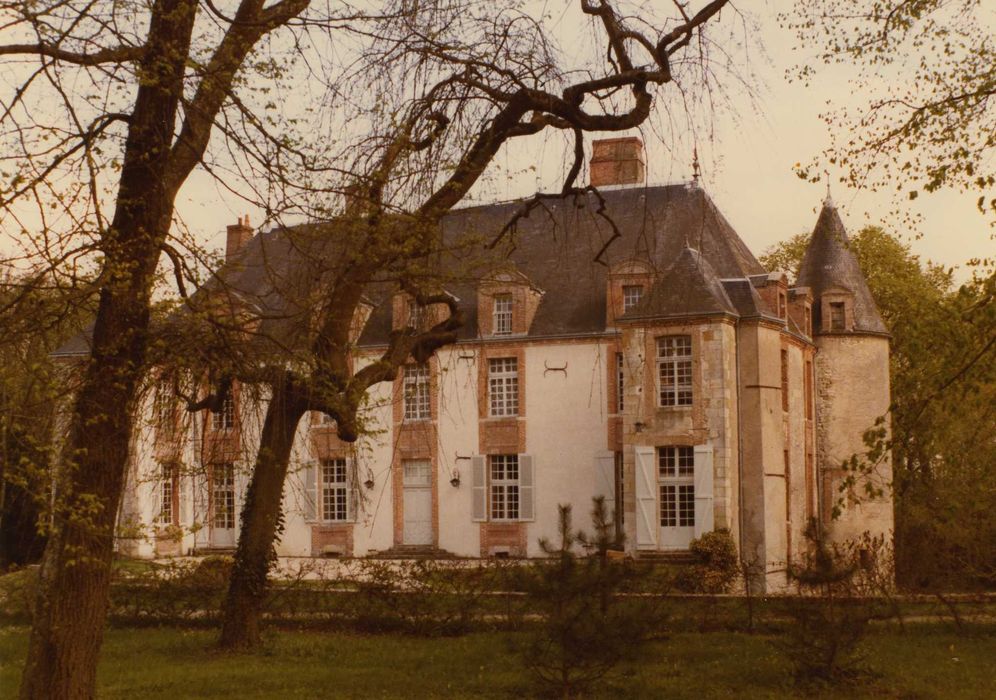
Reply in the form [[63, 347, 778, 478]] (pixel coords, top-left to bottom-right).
[[1, 625, 994, 699]]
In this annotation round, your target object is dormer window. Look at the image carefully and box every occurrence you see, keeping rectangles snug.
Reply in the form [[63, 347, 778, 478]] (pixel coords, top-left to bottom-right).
[[407, 301, 424, 330], [778, 292, 787, 319], [622, 285, 644, 313], [493, 294, 513, 336], [211, 395, 235, 431], [829, 302, 846, 331]]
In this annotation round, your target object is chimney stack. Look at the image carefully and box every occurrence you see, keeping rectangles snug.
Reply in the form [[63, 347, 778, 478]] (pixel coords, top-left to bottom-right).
[[226, 215, 253, 260], [590, 137, 645, 187]]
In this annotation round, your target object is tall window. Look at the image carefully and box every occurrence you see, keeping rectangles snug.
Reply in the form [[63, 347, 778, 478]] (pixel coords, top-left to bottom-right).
[[157, 462, 175, 526], [488, 357, 519, 417], [657, 335, 692, 407], [804, 360, 814, 421], [659, 446, 694, 528], [211, 395, 235, 431], [829, 301, 846, 330], [622, 285, 644, 313], [154, 382, 175, 436], [490, 454, 519, 520], [321, 458, 349, 521], [212, 463, 235, 529], [493, 294, 513, 336], [778, 291, 787, 319], [781, 349, 789, 412], [614, 451, 624, 536], [403, 364, 430, 421], [616, 352, 625, 413]]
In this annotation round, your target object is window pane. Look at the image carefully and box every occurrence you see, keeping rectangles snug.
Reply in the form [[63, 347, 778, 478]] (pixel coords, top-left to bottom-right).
[[488, 358, 519, 416], [660, 485, 676, 527]]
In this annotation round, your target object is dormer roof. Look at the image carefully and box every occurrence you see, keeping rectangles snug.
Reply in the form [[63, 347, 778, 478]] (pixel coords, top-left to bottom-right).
[[796, 201, 887, 335], [619, 247, 738, 321]]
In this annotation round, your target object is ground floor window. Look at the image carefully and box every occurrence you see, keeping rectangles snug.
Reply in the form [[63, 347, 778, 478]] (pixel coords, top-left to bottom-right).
[[212, 463, 236, 529], [489, 454, 519, 521], [658, 446, 694, 528], [321, 458, 350, 522], [157, 462, 176, 526]]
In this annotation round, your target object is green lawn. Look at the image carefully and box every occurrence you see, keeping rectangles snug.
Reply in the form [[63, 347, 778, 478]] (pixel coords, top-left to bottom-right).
[[2, 626, 994, 699]]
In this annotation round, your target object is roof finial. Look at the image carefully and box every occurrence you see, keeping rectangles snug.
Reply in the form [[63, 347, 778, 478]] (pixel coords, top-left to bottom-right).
[[692, 147, 701, 185], [823, 170, 834, 208]]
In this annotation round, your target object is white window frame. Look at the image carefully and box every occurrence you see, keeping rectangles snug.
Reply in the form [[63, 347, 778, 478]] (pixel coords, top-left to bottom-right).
[[321, 457, 350, 522], [622, 285, 644, 313], [212, 463, 236, 529], [493, 294, 513, 336], [154, 382, 175, 436], [407, 300, 424, 330], [658, 446, 695, 528], [657, 335, 692, 407], [488, 357, 519, 417], [211, 395, 235, 431], [403, 364, 431, 421], [489, 454, 520, 521]]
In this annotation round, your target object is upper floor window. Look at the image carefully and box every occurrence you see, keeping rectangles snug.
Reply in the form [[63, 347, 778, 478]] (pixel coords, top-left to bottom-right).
[[616, 352, 625, 413], [488, 357, 519, 417], [829, 301, 846, 330], [781, 349, 789, 412], [407, 301, 425, 331], [657, 335, 692, 407], [154, 382, 175, 435], [321, 457, 350, 522], [211, 395, 235, 431], [778, 292, 787, 319], [493, 294, 513, 336], [622, 285, 644, 313], [805, 306, 813, 336], [403, 364, 430, 421]]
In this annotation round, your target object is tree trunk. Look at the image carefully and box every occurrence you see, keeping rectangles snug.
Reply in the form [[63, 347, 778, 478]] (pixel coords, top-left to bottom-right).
[[219, 376, 306, 650], [18, 2, 198, 696]]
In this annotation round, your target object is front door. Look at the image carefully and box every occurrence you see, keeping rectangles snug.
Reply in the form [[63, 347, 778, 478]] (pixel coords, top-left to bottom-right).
[[211, 463, 237, 547], [402, 460, 433, 546], [659, 446, 695, 549]]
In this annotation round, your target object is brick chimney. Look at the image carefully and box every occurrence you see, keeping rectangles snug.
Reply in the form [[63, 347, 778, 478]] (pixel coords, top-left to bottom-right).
[[226, 215, 253, 260], [590, 137, 645, 187]]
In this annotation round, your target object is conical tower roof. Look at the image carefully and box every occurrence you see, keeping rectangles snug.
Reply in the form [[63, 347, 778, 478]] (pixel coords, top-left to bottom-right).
[[797, 200, 887, 335], [620, 246, 738, 321]]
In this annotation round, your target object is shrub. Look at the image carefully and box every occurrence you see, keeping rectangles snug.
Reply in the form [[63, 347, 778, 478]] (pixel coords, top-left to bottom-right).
[[516, 498, 667, 698], [683, 528, 738, 594], [774, 521, 876, 686]]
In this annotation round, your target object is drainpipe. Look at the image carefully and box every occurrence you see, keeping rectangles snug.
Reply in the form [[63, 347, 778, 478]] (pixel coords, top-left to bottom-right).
[[735, 318, 746, 561]]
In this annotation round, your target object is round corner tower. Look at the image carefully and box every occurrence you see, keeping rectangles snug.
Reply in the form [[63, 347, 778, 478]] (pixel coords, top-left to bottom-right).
[[796, 199, 894, 545]]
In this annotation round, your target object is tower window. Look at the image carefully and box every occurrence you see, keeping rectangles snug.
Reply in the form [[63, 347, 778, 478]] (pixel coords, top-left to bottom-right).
[[829, 302, 846, 330]]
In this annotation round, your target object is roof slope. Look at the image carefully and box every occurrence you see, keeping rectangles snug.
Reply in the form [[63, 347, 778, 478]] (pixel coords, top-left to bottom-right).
[[796, 201, 887, 335], [620, 247, 738, 321]]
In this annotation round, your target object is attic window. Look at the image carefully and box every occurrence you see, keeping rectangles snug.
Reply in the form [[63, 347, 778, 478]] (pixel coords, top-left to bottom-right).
[[829, 302, 846, 331], [622, 285, 644, 313], [778, 292, 787, 319]]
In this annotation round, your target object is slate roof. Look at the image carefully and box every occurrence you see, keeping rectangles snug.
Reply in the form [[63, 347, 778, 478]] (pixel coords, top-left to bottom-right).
[[619, 247, 738, 321], [53, 184, 771, 355], [358, 184, 765, 345], [796, 200, 887, 335]]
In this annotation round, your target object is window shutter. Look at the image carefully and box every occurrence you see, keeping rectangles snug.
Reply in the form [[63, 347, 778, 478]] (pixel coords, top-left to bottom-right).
[[234, 466, 250, 530], [302, 462, 318, 522], [179, 469, 192, 526], [518, 454, 535, 522], [193, 470, 209, 525], [152, 468, 163, 526], [693, 444, 715, 539], [471, 455, 486, 522], [595, 451, 616, 503], [634, 446, 658, 549], [346, 458, 357, 522]]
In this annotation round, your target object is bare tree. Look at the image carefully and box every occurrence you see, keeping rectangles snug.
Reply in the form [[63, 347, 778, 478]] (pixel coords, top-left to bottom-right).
[[0, 0, 744, 693], [212, 0, 744, 649]]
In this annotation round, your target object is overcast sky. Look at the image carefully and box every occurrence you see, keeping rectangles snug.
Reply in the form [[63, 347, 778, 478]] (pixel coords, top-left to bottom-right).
[[170, 1, 993, 282], [7, 2, 991, 281]]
